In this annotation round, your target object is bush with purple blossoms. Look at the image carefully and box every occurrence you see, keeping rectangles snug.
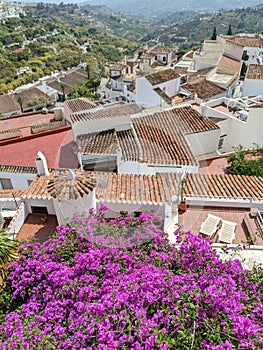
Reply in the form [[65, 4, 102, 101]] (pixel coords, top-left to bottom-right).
[[0, 206, 263, 349]]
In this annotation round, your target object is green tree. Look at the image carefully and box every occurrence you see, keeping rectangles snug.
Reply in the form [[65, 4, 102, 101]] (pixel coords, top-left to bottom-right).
[[17, 97, 24, 113], [227, 24, 232, 35], [211, 27, 217, 40]]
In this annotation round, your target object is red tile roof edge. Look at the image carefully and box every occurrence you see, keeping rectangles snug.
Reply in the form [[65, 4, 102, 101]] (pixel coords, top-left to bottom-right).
[[0, 126, 71, 147]]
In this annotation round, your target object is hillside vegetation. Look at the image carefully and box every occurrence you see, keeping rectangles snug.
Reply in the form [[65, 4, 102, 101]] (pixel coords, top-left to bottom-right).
[[86, 0, 263, 15]]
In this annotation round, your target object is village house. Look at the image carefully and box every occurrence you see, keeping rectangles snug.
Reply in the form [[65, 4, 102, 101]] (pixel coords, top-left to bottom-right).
[[69, 102, 220, 174], [242, 64, 263, 96], [201, 96, 263, 153], [104, 62, 135, 102], [133, 45, 173, 74], [220, 34, 263, 65], [0, 157, 262, 250], [135, 68, 181, 107]]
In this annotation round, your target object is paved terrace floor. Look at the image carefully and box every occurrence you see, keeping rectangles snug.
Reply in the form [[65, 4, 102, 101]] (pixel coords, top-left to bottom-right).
[[199, 158, 228, 174], [178, 206, 263, 245], [17, 214, 58, 243]]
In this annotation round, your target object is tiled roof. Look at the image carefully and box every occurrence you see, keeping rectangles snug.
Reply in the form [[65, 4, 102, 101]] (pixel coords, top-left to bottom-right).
[[185, 173, 263, 200], [154, 87, 173, 105], [23, 170, 95, 201], [217, 55, 242, 75], [15, 88, 47, 110], [96, 172, 180, 204], [75, 129, 118, 155], [183, 80, 225, 100], [0, 95, 19, 114], [47, 170, 95, 201], [22, 175, 51, 199], [148, 45, 172, 55], [145, 69, 179, 85], [0, 87, 46, 115], [225, 36, 263, 48], [173, 66, 189, 76], [187, 67, 215, 83], [133, 106, 218, 166], [70, 103, 141, 123], [0, 189, 25, 200], [60, 71, 88, 87], [0, 164, 38, 174], [48, 81, 72, 94], [109, 63, 127, 71], [116, 129, 140, 161], [64, 98, 96, 114], [246, 64, 263, 80]]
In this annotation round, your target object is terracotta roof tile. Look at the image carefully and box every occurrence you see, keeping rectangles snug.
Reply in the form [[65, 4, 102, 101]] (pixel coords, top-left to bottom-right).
[[246, 64, 263, 80], [47, 170, 95, 201], [64, 98, 96, 114], [183, 80, 225, 100], [96, 172, 180, 204], [0, 189, 25, 200], [225, 36, 263, 48], [75, 129, 118, 155], [70, 103, 141, 123], [185, 173, 263, 200], [116, 129, 140, 161], [148, 45, 172, 55], [0, 164, 38, 174], [22, 170, 95, 201], [133, 106, 218, 166], [145, 68, 179, 85], [217, 55, 242, 75], [22, 174, 52, 199]]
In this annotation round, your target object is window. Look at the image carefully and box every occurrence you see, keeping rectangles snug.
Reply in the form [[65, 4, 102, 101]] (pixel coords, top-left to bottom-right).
[[0, 178, 13, 190], [163, 56, 166, 62], [218, 138, 224, 148], [31, 206, 48, 214]]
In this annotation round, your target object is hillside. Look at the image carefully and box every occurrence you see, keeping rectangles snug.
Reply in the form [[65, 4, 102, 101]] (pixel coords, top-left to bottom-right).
[[85, 0, 263, 14]]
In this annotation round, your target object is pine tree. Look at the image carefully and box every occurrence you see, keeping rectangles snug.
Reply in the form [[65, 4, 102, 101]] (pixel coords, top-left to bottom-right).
[[211, 27, 217, 40], [227, 24, 232, 36]]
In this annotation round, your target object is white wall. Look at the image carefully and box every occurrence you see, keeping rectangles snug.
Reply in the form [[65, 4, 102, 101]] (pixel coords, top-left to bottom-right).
[[185, 129, 221, 158], [135, 77, 161, 107], [157, 77, 180, 98], [185, 197, 263, 210], [25, 199, 56, 215], [0, 172, 36, 190], [53, 191, 96, 225], [244, 47, 263, 65], [242, 78, 263, 97], [98, 201, 166, 218], [8, 202, 28, 236], [73, 116, 132, 138], [224, 107, 263, 150]]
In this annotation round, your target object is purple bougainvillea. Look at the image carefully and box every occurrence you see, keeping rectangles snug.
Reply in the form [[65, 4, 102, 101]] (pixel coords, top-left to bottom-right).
[[0, 207, 262, 349]]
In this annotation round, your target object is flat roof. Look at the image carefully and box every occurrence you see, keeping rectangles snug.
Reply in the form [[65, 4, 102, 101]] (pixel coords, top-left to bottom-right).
[[0, 129, 78, 169], [0, 113, 54, 133]]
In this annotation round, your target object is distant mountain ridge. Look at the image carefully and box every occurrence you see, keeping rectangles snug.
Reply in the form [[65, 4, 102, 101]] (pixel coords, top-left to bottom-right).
[[84, 0, 263, 14]]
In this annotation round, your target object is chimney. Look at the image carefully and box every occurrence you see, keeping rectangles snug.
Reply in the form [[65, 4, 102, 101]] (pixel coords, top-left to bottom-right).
[[35, 151, 50, 176]]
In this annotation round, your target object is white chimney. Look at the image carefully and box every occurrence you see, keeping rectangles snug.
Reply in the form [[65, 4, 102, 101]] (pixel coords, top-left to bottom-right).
[[35, 151, 50, 176]]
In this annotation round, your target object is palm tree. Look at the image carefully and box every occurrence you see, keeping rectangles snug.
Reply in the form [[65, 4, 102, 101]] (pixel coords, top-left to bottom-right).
[[0, 230, 19, 282]]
